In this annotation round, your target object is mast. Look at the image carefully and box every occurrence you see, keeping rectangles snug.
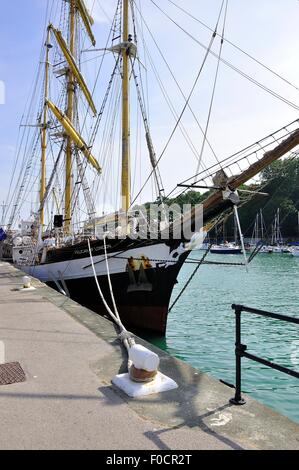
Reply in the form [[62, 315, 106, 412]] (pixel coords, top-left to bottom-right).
[[260, 209, 264, 240], [271, 214, 277, 245], [1, 201, 6, 227], [40, 26, 51, 230], [250, 215, 257, 245], [65, 0, 77, 234], [121, 0, 131, 214], [255, 214, 259, 241], [277, 207, 281, 242]]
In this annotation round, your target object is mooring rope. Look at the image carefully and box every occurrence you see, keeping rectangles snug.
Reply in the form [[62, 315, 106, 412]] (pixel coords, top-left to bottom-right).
[[168, 244, 212, 313], [87, 238, 135, 361]]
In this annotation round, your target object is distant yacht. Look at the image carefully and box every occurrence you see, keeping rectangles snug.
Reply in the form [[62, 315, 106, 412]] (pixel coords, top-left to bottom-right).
[[210, 243, 242, 254], [259, 245, 273, 254], [249, 210, 272, 253], [249, 209, 292, 254], [269, 209, 291, 253]]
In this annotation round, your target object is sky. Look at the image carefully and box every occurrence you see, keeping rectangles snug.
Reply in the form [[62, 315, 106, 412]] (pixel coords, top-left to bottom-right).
[[1, 0, 299, 218]]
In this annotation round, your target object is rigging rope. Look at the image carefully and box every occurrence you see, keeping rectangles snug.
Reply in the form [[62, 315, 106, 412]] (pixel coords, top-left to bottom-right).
[[67, 1, 121, 220], [149, 0, 299, 112], [129, 56, 165, 200], [132, 0, 219, 165], [168, 244, 212, 313], [87, 238, 135, 360], [194, 0, 228, 180], [129, 0, 224, 208], [180, 120, 299, 186], [166, 0, 299, 93], [70, 59, 121, 222], [168, 205, 263, 314]]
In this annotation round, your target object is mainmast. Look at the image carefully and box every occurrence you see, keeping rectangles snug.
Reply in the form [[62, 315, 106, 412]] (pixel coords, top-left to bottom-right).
[[40, 26, 51, 230], [65, 0, 77, 234], [121, 0, 131, 214]]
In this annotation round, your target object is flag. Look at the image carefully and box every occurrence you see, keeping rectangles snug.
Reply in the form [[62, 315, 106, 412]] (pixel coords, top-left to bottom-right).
[[0, 228, 7, 241]]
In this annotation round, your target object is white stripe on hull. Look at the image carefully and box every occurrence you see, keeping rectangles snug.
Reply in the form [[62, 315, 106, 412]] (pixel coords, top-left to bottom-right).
[[20, 242, 185, 283]]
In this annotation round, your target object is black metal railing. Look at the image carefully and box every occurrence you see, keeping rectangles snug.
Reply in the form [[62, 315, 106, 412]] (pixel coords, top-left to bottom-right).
[[230, 304, 299, 405]]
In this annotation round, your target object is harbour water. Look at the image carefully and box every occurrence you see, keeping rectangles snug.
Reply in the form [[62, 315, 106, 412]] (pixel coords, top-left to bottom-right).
[[148, 252, 299, 423]]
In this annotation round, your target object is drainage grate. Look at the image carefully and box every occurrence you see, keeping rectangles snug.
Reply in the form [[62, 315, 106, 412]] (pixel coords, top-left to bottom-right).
[[0, 362, 26, 386]]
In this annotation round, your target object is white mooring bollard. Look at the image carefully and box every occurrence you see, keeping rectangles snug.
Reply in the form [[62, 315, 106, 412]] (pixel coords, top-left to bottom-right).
[[112, 344, 178, 398], [129, 344, 160, 381], [23, 276, 31, 289], [20, 276, 35, 291]]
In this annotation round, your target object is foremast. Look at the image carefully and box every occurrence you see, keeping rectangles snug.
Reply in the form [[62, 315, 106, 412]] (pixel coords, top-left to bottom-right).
[[40, 26, 51, 230], [121, 0, 131, 215], [39, 0, 100, 235]]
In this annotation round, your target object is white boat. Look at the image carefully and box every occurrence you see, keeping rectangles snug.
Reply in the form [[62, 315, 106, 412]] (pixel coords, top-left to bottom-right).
[[249, 211, 274, 253], [272, 245, 291, 253], [210, 243, 242, 255], [259, 245, 273, 254], [268, 210, 291, 253]]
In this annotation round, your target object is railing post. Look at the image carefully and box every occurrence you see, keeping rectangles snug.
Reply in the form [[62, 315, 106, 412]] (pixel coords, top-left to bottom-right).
[[230, 305, 246, 405]]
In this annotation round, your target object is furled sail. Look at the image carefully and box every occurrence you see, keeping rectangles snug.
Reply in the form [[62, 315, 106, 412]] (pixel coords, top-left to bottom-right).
[[46, 99, 102, 173], [76, 0, 96, 47], [50, 25, 97, 116]]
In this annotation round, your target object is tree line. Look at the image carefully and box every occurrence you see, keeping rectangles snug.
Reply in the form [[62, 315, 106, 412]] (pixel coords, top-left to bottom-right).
[[163, 157, 299, 241]]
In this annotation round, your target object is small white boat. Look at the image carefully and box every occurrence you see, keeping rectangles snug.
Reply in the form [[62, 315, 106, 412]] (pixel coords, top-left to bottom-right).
[[210, 243, 242, 254], [198, 242, 211, 251], [259, 245, 273, 254], [270, 245, 292, 253]]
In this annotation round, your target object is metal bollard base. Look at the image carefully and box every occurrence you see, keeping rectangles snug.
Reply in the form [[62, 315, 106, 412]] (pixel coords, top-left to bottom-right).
[[229, 397, 246, 406]]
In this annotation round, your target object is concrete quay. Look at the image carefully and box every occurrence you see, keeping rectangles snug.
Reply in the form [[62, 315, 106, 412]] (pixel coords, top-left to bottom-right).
[[0, 262, 298, 450]]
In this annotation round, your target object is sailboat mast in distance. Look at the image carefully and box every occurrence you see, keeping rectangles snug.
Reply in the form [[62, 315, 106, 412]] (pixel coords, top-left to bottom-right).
[[65, 0, 77, 234], [260, 210, 264, 240], [121, 0, 131, 214]]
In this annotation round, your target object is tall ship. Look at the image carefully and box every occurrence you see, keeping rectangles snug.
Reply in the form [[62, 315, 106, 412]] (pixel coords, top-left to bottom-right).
[[1, 0, 299, 335]]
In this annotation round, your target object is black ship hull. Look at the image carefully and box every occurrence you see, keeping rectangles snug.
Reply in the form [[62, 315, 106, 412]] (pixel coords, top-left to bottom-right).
[[20, 238, 190, 335], [47, 260, 185, 334]]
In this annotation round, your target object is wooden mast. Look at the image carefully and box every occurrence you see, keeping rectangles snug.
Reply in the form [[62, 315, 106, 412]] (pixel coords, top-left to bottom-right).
[[121, 0, 131, 214], [40, 26, 51, 230], [65, 0, 77, 234]]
